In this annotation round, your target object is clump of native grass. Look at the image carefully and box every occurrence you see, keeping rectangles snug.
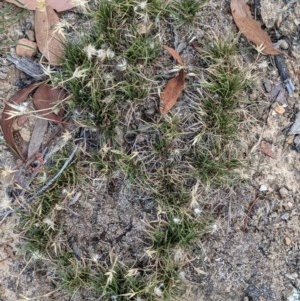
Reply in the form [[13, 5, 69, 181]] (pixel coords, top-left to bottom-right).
[[17, 1, 253, 300]]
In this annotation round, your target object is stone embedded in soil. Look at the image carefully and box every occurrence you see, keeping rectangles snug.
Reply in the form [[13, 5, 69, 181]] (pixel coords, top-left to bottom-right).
[[16, 38, 37, 58], [277, 39, 289, 50], [279, 187, 289, 198], [283, 202, 293, 210], [260, 0, 300, 35], [285, 273, 298, 280], [259, 184, 268, 192], [260, 0, 282, 29], [285, 237, 292, 246]]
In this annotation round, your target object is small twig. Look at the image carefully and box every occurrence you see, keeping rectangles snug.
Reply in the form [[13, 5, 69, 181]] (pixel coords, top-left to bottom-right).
[[242, 193, 259, 231], [27, 144, 79, 203], [0, 144, 79, 217]]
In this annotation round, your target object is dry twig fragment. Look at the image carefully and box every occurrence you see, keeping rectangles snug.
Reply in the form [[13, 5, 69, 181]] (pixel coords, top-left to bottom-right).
[[160, 46, 185, 114], [27, 118, 48, 159], [230, 0, 281, 55]]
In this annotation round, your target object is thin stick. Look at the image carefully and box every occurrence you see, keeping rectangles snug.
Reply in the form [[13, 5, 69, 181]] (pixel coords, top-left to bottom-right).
[[27, 144, 79, 203]]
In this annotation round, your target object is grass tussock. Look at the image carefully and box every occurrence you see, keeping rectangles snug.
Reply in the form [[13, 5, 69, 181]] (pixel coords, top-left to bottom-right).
[[15, 1, 253, 300]]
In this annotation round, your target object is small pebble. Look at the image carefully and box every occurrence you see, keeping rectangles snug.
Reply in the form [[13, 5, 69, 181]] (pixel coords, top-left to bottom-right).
[[177, 42, 187, 54], [281, 213, 290, 221], [287, 136, 294, 145], [279, 187, 289, 198], [194, 207, 202, 216], [283, 202, 293, 210], [259, 185, 268, 192], [16, 38, 37, 58], [278, 39, 289, 50], [144, 107, 156, 116], [274, 105, 285, 114], [285, 237, 292, 246], [285, 273, 298, 280], [135, 134, 146, 144]]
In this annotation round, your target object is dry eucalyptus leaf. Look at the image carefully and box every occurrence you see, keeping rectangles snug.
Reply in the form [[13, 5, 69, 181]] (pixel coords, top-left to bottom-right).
[[32, 83, 66, 124], [35, 5, 66, 65], [230, 0, 281, 55], [5, 0, 80, 12], [163, 45, 183, 65], [160, 70, 185, 115], [160, 46, 185, 114]]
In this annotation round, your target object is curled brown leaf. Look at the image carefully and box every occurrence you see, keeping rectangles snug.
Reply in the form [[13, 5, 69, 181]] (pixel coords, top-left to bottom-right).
[[32, 83, 66, 124], [0, 82, 66, 161], [0, 82, 42, 160]]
